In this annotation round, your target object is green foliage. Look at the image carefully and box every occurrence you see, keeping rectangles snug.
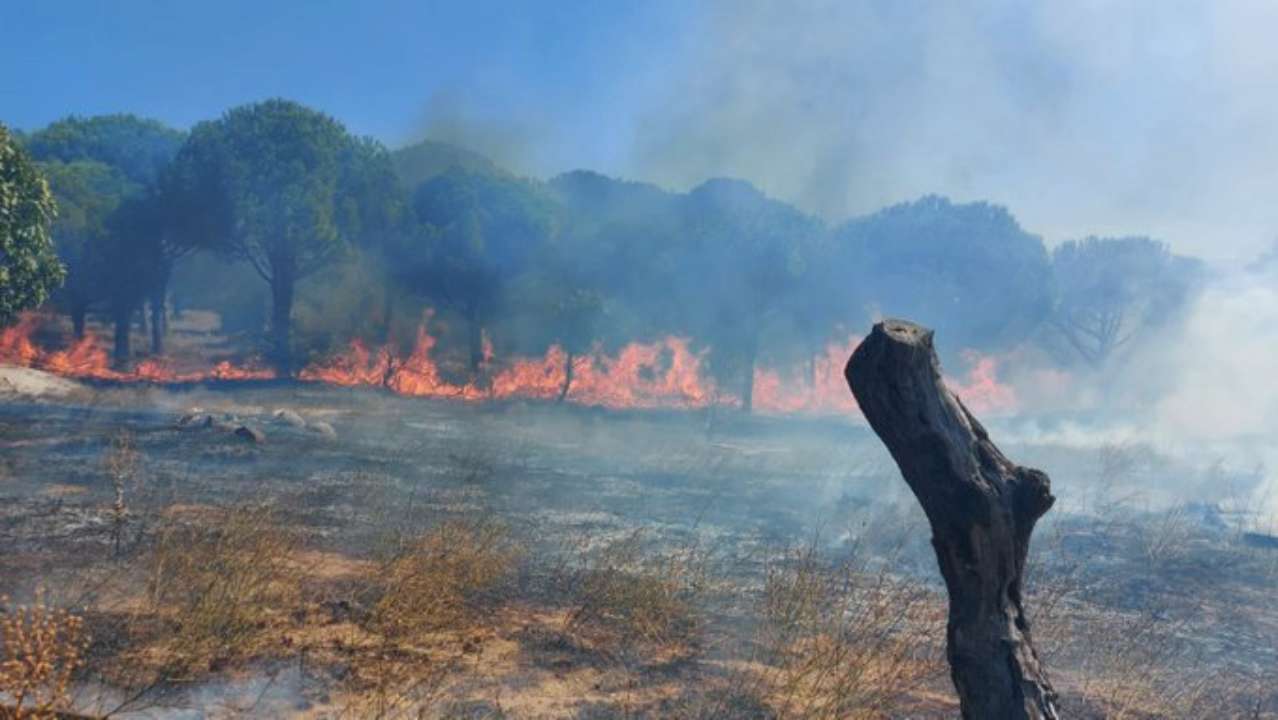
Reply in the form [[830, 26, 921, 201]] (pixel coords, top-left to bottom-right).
[[25, 115, 186, 348], [24, 114, 185, 187], [391, 139, 507, 190], [832, 195, 1053, 354], [35, 160, 137, 317], [0, 124, 65, 326], [166, 99, 401, 371], [393, 167, 560, 374]]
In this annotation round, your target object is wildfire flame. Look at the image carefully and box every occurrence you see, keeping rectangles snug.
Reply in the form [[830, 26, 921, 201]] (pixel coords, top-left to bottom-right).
[[1, 312, 1020, 417]]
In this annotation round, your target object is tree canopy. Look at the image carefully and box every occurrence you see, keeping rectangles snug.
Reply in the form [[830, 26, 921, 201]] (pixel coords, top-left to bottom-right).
[[0, 124, 65, 326], [166, 99, 397, 373], [1048, 236, 1203, 367], [24, 114, 185, 187], [831, 195, 1053, 357]]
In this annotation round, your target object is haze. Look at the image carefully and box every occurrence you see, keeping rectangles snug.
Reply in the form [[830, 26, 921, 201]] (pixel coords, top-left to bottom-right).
[[6, 0, 1278, 260]]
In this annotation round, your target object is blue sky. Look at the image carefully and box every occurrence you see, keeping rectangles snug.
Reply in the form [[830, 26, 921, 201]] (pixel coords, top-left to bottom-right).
[[2, 1, 693, 173], [5, 1, 1278, 260]]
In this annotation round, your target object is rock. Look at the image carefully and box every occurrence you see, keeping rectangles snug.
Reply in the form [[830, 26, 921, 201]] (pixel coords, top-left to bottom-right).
[[234, 425, 266, 444], [176, 412, 215, 429], [307, 421, 337, 440], [273, 408, 306, 428]]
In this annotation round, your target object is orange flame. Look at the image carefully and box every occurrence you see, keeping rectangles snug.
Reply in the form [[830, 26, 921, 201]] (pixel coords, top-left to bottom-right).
[[0, 312, 273, 383], [1, 312, 1022, 417]]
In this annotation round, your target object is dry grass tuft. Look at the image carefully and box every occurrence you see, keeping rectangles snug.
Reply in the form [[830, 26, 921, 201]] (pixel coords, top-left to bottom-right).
[[142, 504, 299, 672], [366, 517, 518, 640], [751, 541, 945, 720], [563, 530, 709, 652], [0, 590, 88, 719]]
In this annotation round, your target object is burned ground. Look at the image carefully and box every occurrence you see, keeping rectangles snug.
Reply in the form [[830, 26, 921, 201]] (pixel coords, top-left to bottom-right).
[[1, 383, 1276, 718]]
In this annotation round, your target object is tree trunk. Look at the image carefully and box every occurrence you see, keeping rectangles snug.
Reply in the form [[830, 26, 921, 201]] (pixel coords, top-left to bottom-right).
[[149, 270, 170, 355], [271, 273, 295, 377], [112, 307, 132, 369], [466, 310, 485, 384], [740, 333, 758, 413], [844, 319, 1059, 720], [381, 286, 395, 344], [149, 300, 165, 355], [557, 350, 575, 403], [71, 302, 87, 339]]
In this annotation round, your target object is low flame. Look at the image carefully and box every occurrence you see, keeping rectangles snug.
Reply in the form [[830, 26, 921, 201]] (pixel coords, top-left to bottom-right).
[[1, 312, 1020, 417]]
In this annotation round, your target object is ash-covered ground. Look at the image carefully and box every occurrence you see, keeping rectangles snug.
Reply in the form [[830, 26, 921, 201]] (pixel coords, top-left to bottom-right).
[[2, 379, 1276, 718]]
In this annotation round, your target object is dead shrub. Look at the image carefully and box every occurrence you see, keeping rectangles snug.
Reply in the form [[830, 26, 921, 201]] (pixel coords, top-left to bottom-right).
[[752, 541, 945, 720], [0, 590, 88, 719], [143, 504, 299, 671]]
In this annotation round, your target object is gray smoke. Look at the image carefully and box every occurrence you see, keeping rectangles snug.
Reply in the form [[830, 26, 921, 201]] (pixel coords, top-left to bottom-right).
[[627, 0, 1278, 261]]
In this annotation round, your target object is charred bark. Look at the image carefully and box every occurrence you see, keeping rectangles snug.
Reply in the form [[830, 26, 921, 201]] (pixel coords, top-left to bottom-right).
[[70, 302, 87, 339], [149, 296, 166, 355], [557, 350, 574, 403], [112, 307, 132, 368], [465, 309, 487, 386], [270, 272, 295, 377], [844, 319, 1059, 720]]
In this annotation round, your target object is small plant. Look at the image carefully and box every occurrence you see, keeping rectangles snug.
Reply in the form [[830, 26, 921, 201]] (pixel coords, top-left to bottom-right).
[[102, 431, 142, 557], [0, 590, 88, 719]]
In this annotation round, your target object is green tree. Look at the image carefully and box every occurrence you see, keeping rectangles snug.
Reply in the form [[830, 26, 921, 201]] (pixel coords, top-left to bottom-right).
[[833, 195, 1053, 358], [682, 179, 822, 411], [1048, 236, 1203, 367], [167, 100, 394, 374], [26, 115, 185, 352], [34, 160, 135, 337], [24, 114, 184, 187], [398, 168, 559, 381], [0, 124, 65, 326]]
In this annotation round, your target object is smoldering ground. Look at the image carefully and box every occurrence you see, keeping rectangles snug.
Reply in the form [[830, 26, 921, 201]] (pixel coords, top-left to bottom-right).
[[2, 374, 1276, 716]]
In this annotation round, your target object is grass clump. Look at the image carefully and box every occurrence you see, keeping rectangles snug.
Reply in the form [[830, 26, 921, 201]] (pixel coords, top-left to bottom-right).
[[563, 530, 709, 651], [366, 517, 518, 639], [143, 504, 299, 672], [752, 542, 944, 720]]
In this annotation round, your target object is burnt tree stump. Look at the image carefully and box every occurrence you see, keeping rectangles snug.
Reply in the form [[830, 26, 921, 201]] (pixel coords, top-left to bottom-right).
[[845, 319, 1059, 719]]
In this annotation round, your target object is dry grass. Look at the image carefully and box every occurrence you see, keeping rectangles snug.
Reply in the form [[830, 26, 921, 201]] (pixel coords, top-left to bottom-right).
[[332, 518, 520, 717], [562, 530, 710, 652], [748, 541, 946, 720], [141, 504, 300, 674], [366, 517, 519, 639], [0, 590, 88, 719]]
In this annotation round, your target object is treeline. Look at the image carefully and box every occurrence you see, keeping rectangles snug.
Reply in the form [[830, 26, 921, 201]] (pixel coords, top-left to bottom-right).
[[3, 100, 1205, 407]]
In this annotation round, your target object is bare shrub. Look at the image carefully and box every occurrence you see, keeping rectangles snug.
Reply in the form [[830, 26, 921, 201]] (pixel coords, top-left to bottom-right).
[[0, 590, 88, 719], [751, 540, 944, 719], [563, 530, 710, 651], [1072, 611, 1217, 719], [1139, 505, 1195, 566], [143, 504, 299, 671]]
